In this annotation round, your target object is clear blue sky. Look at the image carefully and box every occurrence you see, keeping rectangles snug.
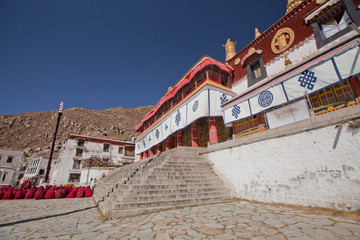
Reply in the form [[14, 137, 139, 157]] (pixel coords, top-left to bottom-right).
[[0, 0, 287, 115]]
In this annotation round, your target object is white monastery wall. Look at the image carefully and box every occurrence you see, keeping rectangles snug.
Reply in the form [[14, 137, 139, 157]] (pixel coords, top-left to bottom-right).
[[207, 120, 360, 211], [80, 168, 114, 184]]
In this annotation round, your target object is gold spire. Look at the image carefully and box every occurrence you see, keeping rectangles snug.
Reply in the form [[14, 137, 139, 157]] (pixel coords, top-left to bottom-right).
[[222, 39, 237, 62], [284, 54, 292, 66], [286, 0, 304, 14], [255, 28, 261, 39]]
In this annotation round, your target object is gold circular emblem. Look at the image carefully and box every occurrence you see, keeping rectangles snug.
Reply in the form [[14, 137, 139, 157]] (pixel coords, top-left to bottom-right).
[[271, 27, 295, 54], [234, 58, 240, 66]]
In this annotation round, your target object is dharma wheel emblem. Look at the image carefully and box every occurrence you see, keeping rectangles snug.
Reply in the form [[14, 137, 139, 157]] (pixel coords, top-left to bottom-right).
[[258, 91, 274, 107], [271, 27, 295, 54], [192, 100, 199, 112]]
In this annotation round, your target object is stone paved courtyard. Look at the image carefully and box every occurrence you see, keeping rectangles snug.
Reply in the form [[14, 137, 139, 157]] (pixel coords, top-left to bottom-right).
[[0, 198, 359, 240]]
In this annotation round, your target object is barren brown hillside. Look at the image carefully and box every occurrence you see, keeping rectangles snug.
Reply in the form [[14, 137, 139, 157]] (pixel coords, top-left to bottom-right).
[[0, 106, 153, 158]]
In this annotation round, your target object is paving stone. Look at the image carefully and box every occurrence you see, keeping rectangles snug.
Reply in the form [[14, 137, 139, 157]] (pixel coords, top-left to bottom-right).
[[325, 225, 353, 235], [279, 225, 302, 237], [215, 233, 238, 239], [155, 231, 172, 240], [260, 226, 278, 235], [187, 229, 206, 239], [267, 234, 286, 240], [0, 198, 359, 240], [196, 226, 223, 235]]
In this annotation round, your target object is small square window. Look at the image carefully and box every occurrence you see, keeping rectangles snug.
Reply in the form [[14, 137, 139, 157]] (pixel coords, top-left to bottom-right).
[[6, 157, 13, 163], [68, 173, 80, 182], [119, 147, 124, 154], [125, 146, 135, 157], [39, 169, 45, 175], [251, 62, 262, 79], [75, 148, 83, 157], [103, 144, 110, 152], [77, 139, 85, 147], [73, 160, 81, 169], [246, 56, 267, 88]]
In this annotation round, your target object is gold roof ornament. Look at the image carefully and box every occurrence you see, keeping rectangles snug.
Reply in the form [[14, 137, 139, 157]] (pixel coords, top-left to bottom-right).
[[222, 39, 237, 62], [286, 0, 304, 14], [284, 54, 292, 66], [255, 28, 261, 39], [167, 86, 173, 93], [316, 0, 327, 4]]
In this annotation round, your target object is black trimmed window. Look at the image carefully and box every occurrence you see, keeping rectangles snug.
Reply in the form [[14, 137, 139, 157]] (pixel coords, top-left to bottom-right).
[[118, 147, 124, 154], [103, 144, 110, 152], [247, 55, 267, 87], [312, 0, 360, 49], [6, 157, 13, 163]]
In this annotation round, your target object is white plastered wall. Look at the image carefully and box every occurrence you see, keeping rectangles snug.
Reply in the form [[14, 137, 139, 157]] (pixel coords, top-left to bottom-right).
[[207, 122, 360, 210]]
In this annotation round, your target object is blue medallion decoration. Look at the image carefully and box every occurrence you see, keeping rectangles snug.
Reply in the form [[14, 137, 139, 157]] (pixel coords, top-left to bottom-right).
[[298, 70, 317, 90], [192, 100, 199, 112], [148, 135, 151, 142], [142, 140, 146, 148], [155, 129, 160, 139], [232, 105, 241, 119], [258, 90, 274, 107], [165, 124, 168, 130], [175, 110, 181, 126], [220, 93, 228, 105]]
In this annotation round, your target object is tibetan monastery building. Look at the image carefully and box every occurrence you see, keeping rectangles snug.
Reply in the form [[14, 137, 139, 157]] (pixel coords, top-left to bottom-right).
[[135, 0, 360, 160], [135, 57, 236, 159]]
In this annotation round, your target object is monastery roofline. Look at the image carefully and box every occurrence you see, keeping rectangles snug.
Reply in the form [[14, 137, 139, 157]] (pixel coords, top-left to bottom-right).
[[135, 55, 233, 131], [226, 0, 312, 64], [222, 33, 360, 109], [0, 147, 24, 152], [67, 134, 134, 145]]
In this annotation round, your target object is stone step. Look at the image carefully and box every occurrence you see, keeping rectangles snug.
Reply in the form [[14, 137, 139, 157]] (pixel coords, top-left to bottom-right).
[[127, 178, 222, 185], [144, 175, 218, 181], [111, 195, 230, 210], [109, 186, 228, 201], [119, 190, 229, 203], [133, 171, 214, 178], [127, 182, 226, 190], [150, 167, 212, 173]]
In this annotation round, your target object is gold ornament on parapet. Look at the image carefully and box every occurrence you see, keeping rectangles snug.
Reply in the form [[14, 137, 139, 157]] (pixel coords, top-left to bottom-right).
[[234, 58, 241, 66], [271, 27, 295, 54], [222, 39, 237, 62]]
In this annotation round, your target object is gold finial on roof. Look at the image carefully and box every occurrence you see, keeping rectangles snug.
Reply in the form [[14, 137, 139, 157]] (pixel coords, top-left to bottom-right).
[[284, 54, 292, 66], [286, 0, 304, 14], [255, 28, 261, 39], [167, 86, 173, 93], [222, 38, 237, 62], [316, 0, 327, 4]]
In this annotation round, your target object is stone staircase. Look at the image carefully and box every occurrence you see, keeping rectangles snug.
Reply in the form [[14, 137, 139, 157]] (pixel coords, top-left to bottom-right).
[[93, 146, 231, 219]]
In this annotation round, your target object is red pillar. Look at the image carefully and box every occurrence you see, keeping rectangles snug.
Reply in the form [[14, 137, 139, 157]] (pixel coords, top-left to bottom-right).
[[191, 122, 199, 147], [150, 147, 154, 156], [166, 138, 171, 151], [140, 153, 143, 160], [209, 117, 218, 145], [144, 151, 148, 158], [157, 143, 162, 154], [177, 131, 183, 147], [350, 77, 360, 101], [172, 136, 177, 148]]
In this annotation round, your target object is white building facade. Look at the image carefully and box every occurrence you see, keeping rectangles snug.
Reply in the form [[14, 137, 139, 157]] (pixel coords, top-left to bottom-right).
[[0, 148, 25, 186], [50, 134, 135, 186], [22, 156, 56, 186]]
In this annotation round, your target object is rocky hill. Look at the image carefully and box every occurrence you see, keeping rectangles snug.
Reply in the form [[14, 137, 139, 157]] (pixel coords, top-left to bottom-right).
[[0, 106, 153, 159]]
